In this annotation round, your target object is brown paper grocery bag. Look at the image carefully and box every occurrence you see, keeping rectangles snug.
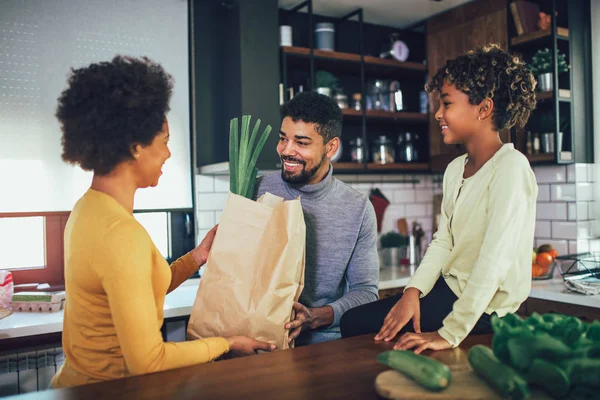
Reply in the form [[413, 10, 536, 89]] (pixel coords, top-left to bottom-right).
[[187, 191, 305, 350]]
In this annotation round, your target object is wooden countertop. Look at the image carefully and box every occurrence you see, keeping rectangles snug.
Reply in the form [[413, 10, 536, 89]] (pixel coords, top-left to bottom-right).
[[7, 334, 492, 400]]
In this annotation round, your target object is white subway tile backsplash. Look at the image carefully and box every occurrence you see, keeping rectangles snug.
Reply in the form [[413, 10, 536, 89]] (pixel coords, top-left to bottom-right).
[[534, 165, 567, 183], [536, 203, 567, 220], [577, 239, 590, 254], [535, 221, 551, 238], [215, 211, 223, 223], [214, 176, 230, 192], [589, 201, 598, 219], [568, 240, 578, 255], [575, 164, 588, 182], [405, 204, 430, 218], [551, 221, 578, 240], [197, 211, 216, 229], [415, 189, 434, 203], [537, 184, 550, 202], [588, 164, 595, 183], [567, 203, 577, 221], [197, 192, 228, 211], [566, 164, 576, 183], [393, 189, 416, 203], [535, 239, 568, 256], [577, 220, 592, 239], [577, 202, 589, 221], [576, 183, 594, 201], [550, 184, 576, 201], [196, 174, 214, 193], [589, 239, 600, 252]]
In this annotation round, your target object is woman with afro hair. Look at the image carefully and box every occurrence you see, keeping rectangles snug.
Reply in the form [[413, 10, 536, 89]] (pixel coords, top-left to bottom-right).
[[51, 56, 274, 388], [341, 44, 538, 352]]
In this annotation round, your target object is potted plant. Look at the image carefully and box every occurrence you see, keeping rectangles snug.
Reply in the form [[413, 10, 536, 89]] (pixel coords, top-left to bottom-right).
[[528, 48, 569, 92], [314, 70, 339, 98], [379, 231, 407, 268]]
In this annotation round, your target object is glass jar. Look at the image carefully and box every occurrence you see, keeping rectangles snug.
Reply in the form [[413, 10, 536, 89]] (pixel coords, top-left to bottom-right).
[[372, 136, 394, 164], [334, 92, 348, 109], [352, 93, 361, 111], [350, 137, 366, 163]]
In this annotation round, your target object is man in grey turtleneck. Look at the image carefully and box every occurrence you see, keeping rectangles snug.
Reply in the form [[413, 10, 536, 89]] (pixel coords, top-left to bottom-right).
[[254, 92, 379, 346]]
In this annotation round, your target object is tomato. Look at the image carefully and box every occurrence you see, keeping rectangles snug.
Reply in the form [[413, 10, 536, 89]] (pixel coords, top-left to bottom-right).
[[536, 252, 554, 268], [531, 263, 544, 277], [549, 249, 559, 259]]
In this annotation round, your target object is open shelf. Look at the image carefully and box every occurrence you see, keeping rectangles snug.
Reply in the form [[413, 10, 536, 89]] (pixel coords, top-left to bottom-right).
[[342, 108, 428, 123], [526, 153, 555, 163], [331, 162, 366, 172], [536, 89, 571, 102], [281, 46, 426, 73], [366, 162, 430, 171], [511, 27, 569, 46]]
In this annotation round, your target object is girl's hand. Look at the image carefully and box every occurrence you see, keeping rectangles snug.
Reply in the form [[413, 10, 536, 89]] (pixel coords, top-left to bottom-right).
[[375, 287, 422, 341], [393, 331, 451, 354]]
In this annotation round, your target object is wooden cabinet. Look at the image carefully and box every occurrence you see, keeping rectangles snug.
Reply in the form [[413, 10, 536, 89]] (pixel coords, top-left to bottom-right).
[[426, 0, 509, 172]]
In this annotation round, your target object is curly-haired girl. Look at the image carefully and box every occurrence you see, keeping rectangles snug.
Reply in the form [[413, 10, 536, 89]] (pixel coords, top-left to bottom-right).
[[51, 56, 275, 389], [340, 44, 539, 352]]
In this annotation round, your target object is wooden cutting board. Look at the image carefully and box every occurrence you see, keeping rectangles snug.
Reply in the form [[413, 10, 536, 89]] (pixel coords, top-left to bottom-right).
[[375, 364, 552, 400]]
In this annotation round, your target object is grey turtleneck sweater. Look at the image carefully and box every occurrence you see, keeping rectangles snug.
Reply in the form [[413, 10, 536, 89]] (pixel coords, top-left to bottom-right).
[[255, 166, 379, 345]]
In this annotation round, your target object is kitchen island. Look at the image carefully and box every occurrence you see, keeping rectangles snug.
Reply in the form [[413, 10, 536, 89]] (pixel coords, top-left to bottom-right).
[[3, 333, 492, 400]]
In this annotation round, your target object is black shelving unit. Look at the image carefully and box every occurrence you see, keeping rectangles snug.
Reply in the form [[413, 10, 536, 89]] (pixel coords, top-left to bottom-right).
[[279, 0, 430, 174], [507, 0, 593, 164]]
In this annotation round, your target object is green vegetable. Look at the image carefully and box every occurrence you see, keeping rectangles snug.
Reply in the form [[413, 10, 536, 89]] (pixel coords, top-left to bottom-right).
[[561, 358, 600, 388], [507, 331, 573, 371], [377, 350, 451, 392], [228, 115, 272, 199], [468, 345, 529, 400], [524, 358, 570, 398]]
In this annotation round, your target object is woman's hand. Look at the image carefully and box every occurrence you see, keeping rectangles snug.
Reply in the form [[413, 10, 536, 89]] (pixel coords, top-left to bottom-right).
[[375, 287, 422, 341], [393, 331, 451, 354], [226, 336, 276, 356], [190, 225, 218, 267]]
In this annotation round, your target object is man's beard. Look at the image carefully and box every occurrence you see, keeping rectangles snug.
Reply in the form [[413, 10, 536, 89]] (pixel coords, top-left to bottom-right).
[[280, 154, 325, 184]]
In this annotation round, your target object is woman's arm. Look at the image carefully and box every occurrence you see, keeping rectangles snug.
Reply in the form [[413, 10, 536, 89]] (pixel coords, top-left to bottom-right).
[[100, 222, 229, 375]]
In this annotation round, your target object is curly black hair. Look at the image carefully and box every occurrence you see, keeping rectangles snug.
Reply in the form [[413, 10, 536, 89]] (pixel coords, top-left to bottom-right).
[[56, 55, 174, 175], [425, 43, 536, 131], [280, 92, 343, 143]]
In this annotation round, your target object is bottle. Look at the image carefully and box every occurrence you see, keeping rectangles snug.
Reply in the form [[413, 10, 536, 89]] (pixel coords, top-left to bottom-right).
[[533, 133, 541, 155], [350, 137, 366, 163], [526, 131, 533, 155], [372, 136, 394, 164], [403, 132, 415, 162]]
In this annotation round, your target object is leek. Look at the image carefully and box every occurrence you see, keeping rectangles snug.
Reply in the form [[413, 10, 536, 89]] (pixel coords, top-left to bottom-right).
[[229, 115, 272, 199]]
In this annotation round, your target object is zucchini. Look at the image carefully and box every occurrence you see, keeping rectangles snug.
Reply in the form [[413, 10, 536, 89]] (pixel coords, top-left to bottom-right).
[[561, 358, 600, 388], [507, 331, 573, 371], [468, 345, 529, 400], [524, 358, 570, 398], [377, 350, 451, 392]]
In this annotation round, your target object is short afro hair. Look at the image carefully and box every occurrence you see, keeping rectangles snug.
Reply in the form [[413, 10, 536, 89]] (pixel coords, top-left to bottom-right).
[[426, 43, 536, 131], [280, 92, 342, 143], [56, 55, 174, 175]]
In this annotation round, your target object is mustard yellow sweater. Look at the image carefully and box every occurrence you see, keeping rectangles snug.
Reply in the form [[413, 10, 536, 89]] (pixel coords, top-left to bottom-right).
[[51, 189, 229, 388]]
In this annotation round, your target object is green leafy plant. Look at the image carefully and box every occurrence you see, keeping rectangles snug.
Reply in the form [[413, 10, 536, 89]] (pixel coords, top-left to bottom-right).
[[315, 70, 339, 90], [380, 231, 407, 248], [528, 48, 569, 76], [229, 115, 272, 199]]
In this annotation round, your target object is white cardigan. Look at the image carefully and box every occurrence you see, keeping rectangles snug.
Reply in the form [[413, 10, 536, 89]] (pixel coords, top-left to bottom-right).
[[406, 143, 538, 347]]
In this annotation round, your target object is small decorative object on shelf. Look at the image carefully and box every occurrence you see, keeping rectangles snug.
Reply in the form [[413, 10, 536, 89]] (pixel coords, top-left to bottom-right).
[[315, 22, 335, 51], [379, 33, 410, 62], [280, 25, 292, 46], [314, 70, 339, 98], [528, 48, 570, 92], [350, 137, 366, 163]]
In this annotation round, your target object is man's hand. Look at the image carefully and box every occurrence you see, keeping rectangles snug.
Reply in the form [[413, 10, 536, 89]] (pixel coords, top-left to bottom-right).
[[285, 302, 333, 343], [190, 225, 218, 267], [375, 287, 421, 341], [226, 336, 276, 356], [393, 331, 451, 354]]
